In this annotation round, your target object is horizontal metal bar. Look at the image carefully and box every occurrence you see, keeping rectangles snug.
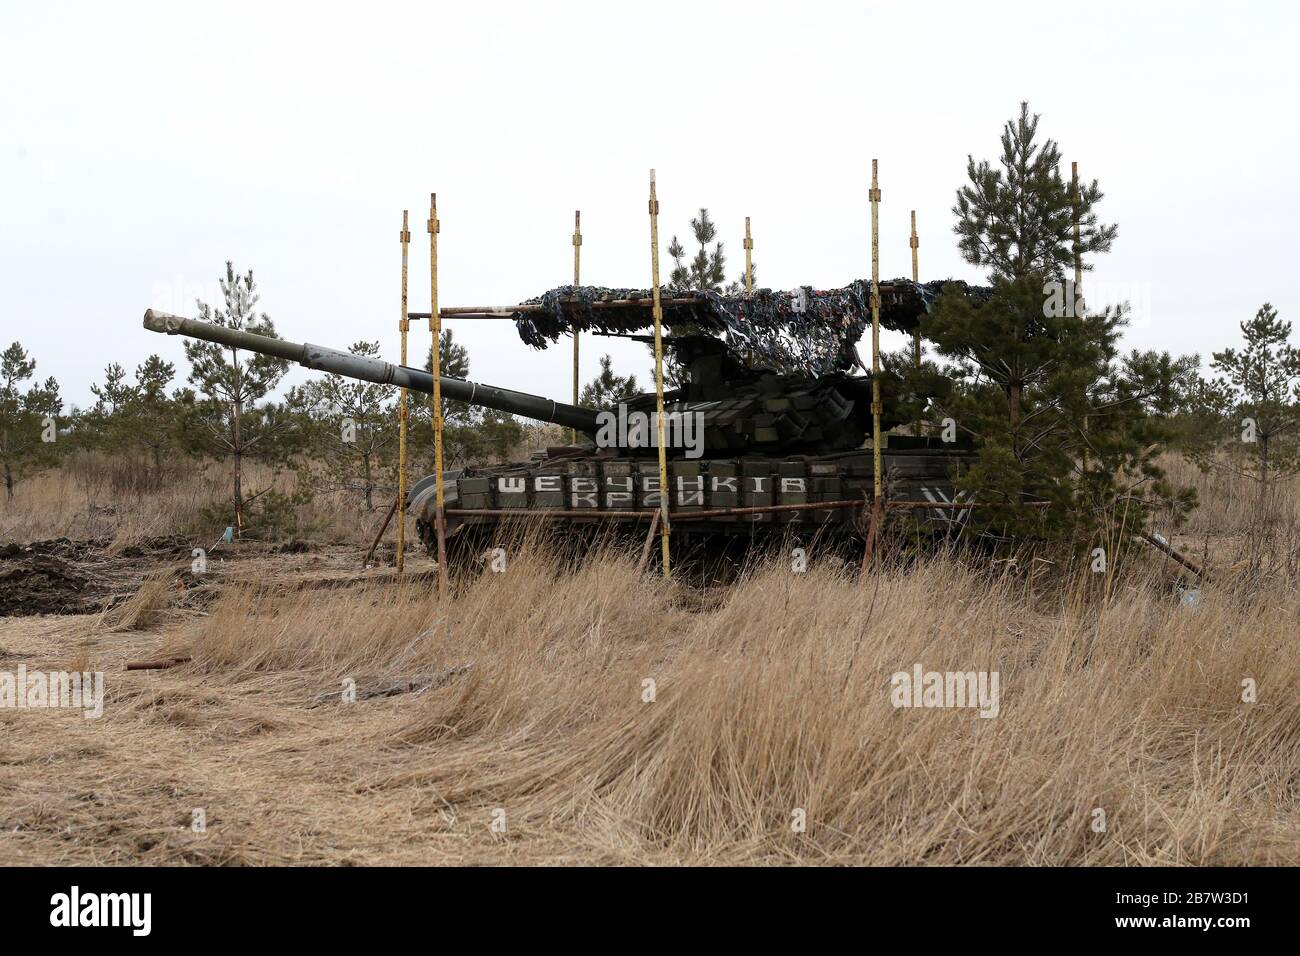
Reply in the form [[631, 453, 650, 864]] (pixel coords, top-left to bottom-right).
[[887, 500, 972, 509], [445, 508, 653, 520], [444, 499, 870, 521], [419, 283, 919, 320], [888, 500, 1051, 509], [441, 498, 990, 522], [407, 313, 515, 320], [410, 298, 703, 320]]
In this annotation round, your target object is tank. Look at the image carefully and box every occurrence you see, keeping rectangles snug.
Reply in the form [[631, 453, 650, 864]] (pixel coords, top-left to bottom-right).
[[143, 284, 975, 559]]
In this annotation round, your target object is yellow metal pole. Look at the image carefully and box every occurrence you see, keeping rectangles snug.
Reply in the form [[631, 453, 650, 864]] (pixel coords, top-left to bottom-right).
[[428, 193, 447, 597], [396, 210, 411, 574], [909, 210, 920, 368], [648, 170, 671, 578], [743, 216, 753, 294], [909, 209, 923, 437], [571, 209, 582, 443], [869, 161, 883, 511]]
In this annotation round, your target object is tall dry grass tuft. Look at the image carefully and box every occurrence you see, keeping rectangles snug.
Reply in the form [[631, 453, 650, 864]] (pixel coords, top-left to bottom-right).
[[174, 542, 1300, 865], [98, 577, 174, 631]]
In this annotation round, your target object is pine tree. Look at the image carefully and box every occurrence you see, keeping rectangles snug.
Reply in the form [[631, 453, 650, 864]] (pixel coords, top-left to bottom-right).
[[411, 328, 523, 467], [661, 209, 723, 386], [180, 262, 290, 534], [667, 209, 727, 292], [658, 208, 757, 381], [88, 355, 179, 482], [924, 103, 1189, 542], [953, 103, 1116, 280], [1191, 303, 1300, 489], [1120, 350, 1202, 418], [298, 341, 396, 510], [426, 328, 471, 427], [581, 354, 640, 408], [0, 343, 62, 502], [132, 355, 180, 477], [90, 362, 134, 416]]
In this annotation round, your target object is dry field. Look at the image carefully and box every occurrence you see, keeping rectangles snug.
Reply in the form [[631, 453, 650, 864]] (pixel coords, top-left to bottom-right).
[[1, 454, 1298, 866]]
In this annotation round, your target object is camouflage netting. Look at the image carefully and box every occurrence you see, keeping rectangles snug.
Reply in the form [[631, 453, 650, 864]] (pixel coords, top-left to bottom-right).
[[512, 279, 990, 375]]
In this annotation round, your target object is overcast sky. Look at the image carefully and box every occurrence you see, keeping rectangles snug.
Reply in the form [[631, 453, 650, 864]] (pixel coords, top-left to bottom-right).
[[2, 0, 1296, 410]]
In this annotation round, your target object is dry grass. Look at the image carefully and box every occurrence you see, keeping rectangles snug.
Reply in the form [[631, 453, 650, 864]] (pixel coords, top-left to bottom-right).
[[2, 451, 1298, 865], [1159, 454, 1300, 536], [1, 459, 207, 545], [97, 578, 174, 632], [0, 453, 407, 550], [2, 535, 1297, 865]]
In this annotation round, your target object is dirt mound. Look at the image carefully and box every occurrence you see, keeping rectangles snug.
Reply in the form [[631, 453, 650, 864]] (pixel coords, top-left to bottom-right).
[[113, 534, 192, 558], [0, 537, 102, 562], [0, 556, 93, 616]]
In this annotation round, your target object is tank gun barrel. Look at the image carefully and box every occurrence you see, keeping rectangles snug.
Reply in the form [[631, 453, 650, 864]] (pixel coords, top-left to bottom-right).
[[142, 309, 602, 434]]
